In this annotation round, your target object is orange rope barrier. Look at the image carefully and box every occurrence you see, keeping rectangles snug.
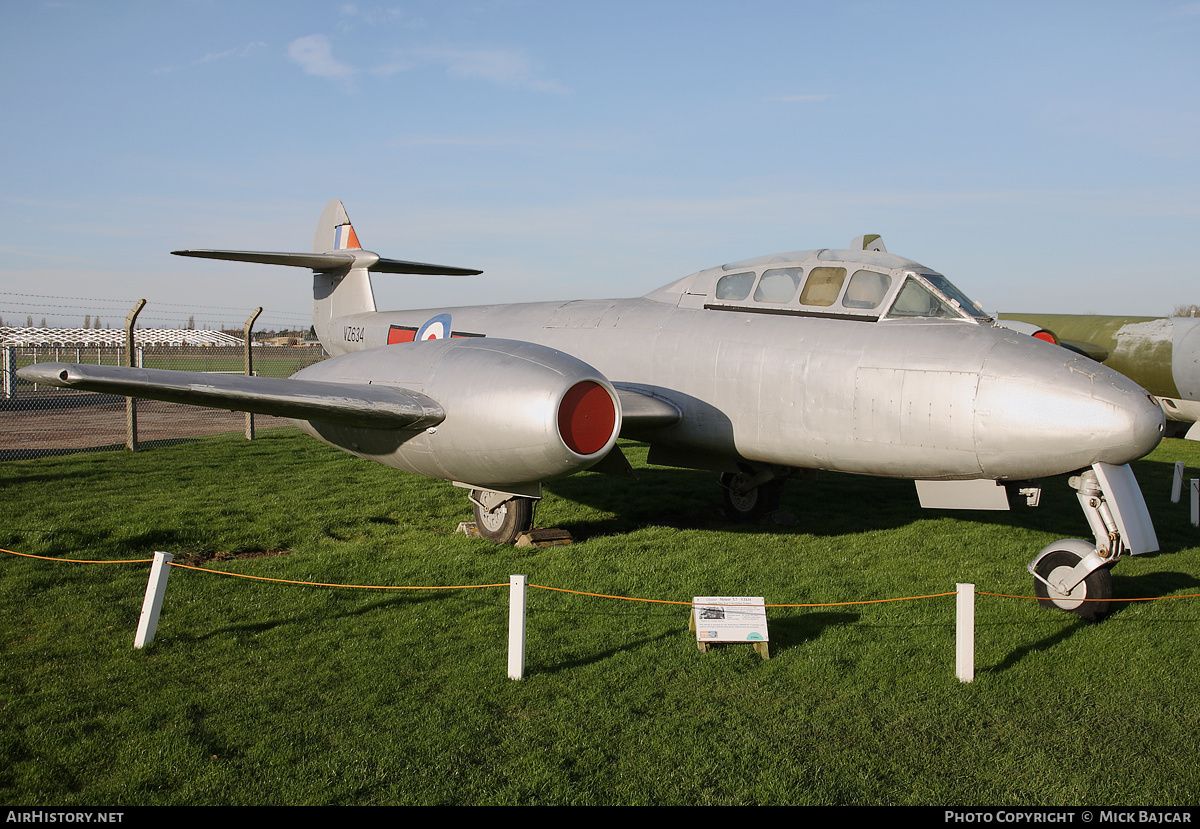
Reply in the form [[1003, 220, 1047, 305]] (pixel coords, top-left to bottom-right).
[[531, 583, 958, 607], [167, 561, 507, 590], [978, 590, 1200, 603], [0, 547, 153, 564], [5, 546, 1197, 605]]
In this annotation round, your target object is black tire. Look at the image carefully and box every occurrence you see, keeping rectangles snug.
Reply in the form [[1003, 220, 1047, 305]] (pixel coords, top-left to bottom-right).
[[471, 491, 534, 544], [720, 472, 783, 523], [1033, 549, 1113, 622]]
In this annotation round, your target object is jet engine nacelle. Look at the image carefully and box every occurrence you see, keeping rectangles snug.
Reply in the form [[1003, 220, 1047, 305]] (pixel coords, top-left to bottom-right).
[[290, 337, 622, 490]]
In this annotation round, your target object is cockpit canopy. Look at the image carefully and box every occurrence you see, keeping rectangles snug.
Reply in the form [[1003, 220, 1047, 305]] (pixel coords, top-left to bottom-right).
[[649, 240, 991, 324]]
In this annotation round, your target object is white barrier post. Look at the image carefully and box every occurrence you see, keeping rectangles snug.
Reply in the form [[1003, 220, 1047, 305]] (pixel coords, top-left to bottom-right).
[[1172, 462, 1185, 503], [508, 574, 527, 680], [955, 583, 974, 683], [1192, 480, 1199, 528], [134, 551, 173, 648]]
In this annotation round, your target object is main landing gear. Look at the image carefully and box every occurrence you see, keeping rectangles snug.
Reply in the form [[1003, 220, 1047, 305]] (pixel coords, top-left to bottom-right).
[[469, 489, 535, 544], [1028, 464, 1157, 622], [719, 468, 790, 522]]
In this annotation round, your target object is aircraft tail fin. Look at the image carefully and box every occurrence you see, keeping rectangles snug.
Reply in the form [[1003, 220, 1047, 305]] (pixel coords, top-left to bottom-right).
[[172, 199, 482, 352], [314, 198, 361, 254]]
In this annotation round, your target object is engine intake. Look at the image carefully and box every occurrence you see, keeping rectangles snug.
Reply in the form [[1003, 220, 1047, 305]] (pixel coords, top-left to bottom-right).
[[291, 338, 622, 488]]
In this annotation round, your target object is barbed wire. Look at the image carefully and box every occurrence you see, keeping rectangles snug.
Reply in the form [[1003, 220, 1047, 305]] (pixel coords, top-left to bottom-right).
[[0, 291, 310, 330], [0, 291, 309, 317]]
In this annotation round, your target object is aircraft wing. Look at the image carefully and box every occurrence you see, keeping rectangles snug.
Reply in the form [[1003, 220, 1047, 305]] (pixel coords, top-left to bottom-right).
[[613, 385, 682, 434], [16, 363, 445, 430]]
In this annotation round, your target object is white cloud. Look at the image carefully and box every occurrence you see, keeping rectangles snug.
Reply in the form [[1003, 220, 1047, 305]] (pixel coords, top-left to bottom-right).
[[153, 41, 266, 75], [376, 47, 569, 93], [338, 3, 421, 29], [288, 34, 355, 81]]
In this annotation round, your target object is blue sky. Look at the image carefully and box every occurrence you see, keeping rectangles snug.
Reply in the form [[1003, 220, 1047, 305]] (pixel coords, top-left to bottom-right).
[[2, 1, 1198, 331]]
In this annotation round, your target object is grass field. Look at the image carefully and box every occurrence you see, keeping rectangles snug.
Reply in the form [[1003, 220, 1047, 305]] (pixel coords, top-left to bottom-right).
[[2, 429, 1198, 805]]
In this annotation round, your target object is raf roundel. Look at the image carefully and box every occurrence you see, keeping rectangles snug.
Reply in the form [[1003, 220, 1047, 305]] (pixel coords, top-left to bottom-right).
[[557, 381, 617, 456], [416, 313, 452, 341]]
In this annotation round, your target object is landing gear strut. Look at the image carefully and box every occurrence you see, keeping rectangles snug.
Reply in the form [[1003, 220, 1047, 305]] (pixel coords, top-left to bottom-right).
[[1028, 463, 1156, 622], [719, 469, 786, 522], [469, 489, 535, 544]]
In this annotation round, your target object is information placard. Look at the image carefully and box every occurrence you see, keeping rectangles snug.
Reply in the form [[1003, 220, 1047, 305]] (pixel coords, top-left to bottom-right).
[[692, 596, 769, 645]]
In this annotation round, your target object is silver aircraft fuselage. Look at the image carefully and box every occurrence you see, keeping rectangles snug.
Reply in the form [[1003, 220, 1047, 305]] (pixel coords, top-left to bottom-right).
[[312, 247, 1164, 484]]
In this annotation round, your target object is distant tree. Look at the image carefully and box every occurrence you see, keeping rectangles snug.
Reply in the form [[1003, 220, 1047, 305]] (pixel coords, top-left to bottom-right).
[[83, 314, 91, 328], [26, 315, 33, 327], [187, 314, 195, 330], [40, 318, 46, 327], [1174, 304, 1200, 318]]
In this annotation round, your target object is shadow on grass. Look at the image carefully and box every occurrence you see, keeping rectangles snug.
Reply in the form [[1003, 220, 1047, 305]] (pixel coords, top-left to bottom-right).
[[986, 620, 1087, 675], [985, 569, 1200, 674], [544, 453, 1198, 554], [767, 611, 860, 653], [162, 591, 456, 645]]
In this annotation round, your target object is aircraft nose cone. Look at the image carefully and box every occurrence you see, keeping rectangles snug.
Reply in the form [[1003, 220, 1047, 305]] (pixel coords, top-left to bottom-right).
[[974, 337, 1164, 479]]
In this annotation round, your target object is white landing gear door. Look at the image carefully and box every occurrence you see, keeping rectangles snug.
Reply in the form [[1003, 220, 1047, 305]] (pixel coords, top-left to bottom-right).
[[1093, 462, 1159, 554]]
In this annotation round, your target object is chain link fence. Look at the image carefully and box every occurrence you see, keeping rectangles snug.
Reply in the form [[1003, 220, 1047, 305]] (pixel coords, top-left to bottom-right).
[[1, 344, 326, 461]]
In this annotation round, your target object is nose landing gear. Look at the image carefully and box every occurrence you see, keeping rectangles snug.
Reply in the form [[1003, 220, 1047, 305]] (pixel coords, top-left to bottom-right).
[[1028, 463, 1157, 622]]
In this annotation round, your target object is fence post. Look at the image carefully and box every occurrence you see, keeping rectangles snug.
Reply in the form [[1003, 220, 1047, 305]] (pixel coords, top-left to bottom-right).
[[134, 551, 174, 648], [508, 574, 527, 680], [243, 307, 262, 440], [1172, 461, 1184, 503], [2, 346, 12, 399], [956, 583, 974, 683], [1192, 480, 1199, 528], [124, 299, 146, 452]]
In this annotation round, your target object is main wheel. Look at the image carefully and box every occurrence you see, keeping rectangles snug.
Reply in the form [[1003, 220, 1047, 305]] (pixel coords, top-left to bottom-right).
[[471, 491, 534, 544], [1033, 549, 1113, 622], [720, 472, 783, 523]]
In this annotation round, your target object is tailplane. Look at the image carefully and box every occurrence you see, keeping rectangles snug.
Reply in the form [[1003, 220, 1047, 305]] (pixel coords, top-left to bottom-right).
[[172, 199, 481, 351]]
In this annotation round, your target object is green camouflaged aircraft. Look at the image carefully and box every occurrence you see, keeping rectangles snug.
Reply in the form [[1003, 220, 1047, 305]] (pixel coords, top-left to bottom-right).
[[998, 314, 1200, 439]]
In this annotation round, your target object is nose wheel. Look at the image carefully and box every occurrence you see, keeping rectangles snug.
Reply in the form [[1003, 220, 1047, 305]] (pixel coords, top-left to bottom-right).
[[1032, 548, 1114, 622]]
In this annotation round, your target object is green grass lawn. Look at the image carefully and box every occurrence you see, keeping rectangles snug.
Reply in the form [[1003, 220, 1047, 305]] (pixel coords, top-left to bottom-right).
[[2, 430, 1198, 805]]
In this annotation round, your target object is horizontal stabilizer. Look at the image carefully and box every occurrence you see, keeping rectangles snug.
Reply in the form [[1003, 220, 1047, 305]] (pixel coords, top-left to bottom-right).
[[371, 257, 482, 276], [172, 249, 358, 270], [172, 249, 481, 276], [17, 363, 445, 430]]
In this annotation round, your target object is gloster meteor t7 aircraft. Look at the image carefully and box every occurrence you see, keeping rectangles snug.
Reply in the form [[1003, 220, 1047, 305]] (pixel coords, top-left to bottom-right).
[[20, 200, 1167, 620]]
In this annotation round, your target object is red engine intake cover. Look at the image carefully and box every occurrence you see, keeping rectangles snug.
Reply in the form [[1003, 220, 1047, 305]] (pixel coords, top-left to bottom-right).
[[558, 380, 616, 456]]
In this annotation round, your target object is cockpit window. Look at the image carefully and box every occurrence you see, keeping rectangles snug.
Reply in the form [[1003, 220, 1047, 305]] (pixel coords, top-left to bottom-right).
[[754, 267, 802, 303], [842, 270, 891, 309], [799, 267, 846, 307], [923, 274, 992, 321], [715, 271, 755, 301], [884, 277, 961, 319]]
